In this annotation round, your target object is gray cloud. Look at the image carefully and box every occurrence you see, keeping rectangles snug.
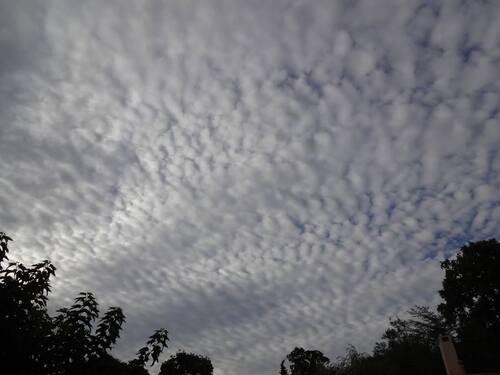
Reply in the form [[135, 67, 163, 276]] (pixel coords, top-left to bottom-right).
[[1, 1, 499, 374]]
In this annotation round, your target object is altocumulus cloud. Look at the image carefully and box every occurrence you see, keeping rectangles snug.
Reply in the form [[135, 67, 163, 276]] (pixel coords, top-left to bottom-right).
[[1, 0, 499, 374]]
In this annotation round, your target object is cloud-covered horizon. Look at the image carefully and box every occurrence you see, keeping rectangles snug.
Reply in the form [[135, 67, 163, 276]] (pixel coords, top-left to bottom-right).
[[1, 1, 499, 374]]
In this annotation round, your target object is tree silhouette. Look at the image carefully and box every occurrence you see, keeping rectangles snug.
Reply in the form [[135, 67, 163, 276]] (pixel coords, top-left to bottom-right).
[[278, 239, 500, 374], [369, 308, 446, 375], [280, 347, 331, 375], [0, 231, 169, 375], [0, 232, 54, 374], [330, 345, 373, 375], [159, 351, 214, 375], [438, 238, 500, 371], [131, 328, 171, 368], [280, 360, 288, 375], [438, 239, 500, 336]]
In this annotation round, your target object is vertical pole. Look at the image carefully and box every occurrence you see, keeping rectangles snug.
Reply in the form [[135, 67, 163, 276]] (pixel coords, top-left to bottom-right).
[[439, 335, 466, 375]]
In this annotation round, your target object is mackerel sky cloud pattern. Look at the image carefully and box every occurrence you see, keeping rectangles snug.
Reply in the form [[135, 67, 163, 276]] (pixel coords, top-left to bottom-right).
[[0, 1, 499, 374]]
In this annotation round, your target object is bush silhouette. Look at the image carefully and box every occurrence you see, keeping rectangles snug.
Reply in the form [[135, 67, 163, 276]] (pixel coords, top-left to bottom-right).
[[0, 232, 169, 375], [159, 351, 214, 375]]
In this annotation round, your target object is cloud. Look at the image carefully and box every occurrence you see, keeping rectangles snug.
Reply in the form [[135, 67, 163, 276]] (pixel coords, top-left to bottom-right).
[[1, 0, 499, 374]]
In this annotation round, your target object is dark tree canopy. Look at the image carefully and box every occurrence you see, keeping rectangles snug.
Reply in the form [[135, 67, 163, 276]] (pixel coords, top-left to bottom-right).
[[373, 306, 447, 354], [3, 230, 499, 375], [159, 351, 214, 375], [279, 309, 448, 375], [279, 239, 500, 375], [438, 239, 500, 335], [330, 345, 374, 375], [281, 347, 331, 375], [438, 238, 500, 371], [0, 231, 169, 375], [369, 307, 446, 375]]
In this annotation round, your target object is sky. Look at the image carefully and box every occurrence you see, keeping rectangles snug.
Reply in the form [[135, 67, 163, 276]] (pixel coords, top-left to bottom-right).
[[0, 0, 499, 374]]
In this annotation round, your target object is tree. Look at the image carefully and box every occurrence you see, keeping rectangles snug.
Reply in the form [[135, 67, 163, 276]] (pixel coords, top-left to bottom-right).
[[281, 347, 331, 375], [0, 231, 169, 375], [280, 360, 289, 375], [438, 239, 500, 335], [370, 308, 446, 375], [326, 307, 447, 375], [131, 328, 171, 368], [330, 345, 374, 375], [438, 238, 500, 371], [373, 306, 447, 353], [0, 232, 55, 374], [159, 351, 213, 375], [277, 239, 500, 375]]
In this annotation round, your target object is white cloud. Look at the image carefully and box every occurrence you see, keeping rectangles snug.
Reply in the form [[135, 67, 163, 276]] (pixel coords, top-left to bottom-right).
[[1, 1, 499, 374]]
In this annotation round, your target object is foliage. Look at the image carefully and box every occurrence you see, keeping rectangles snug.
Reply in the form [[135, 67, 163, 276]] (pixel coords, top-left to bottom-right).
[[0, 232, 169, 375], [132, 328, 171, 368], [280, 347, 332, 375], [279, 308, 447, 375], [438, 239, 500, 335], [280, 360, 288, 375], [372, 305, 447, 354], [438, 239, 500, 372], [0, 232, 54, 374], [279, 239, 500, 374], [159, 351, 214, 375], [369, 307, 446, 375], [3, 232, 500, 375], [329, 345, 368, 375]]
